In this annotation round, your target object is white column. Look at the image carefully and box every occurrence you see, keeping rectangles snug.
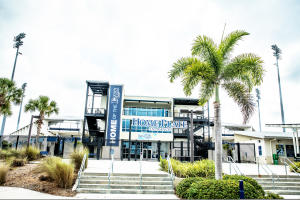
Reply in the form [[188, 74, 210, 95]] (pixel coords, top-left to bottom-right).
[[296, 129, 299, 156], [292, 129, 297, 157]]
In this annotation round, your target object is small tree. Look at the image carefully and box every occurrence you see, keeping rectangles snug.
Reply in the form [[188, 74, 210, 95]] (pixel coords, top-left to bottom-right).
[[25, 96, 59, 148], [0, 78, 23, 116], [169, 30, 264, 179]]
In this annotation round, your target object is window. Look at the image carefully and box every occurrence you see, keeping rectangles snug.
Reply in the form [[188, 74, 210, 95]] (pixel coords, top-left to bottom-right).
[[123, 107, 170, 117], [276, 144, 285, 156], [286, 145, 295, 157]]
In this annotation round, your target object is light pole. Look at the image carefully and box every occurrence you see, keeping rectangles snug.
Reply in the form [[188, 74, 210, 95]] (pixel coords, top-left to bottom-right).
[[16, 83, 27, 130], [256, 88, 262, 132], [0, 33, 26, 146], [271, 44, 285, 132]]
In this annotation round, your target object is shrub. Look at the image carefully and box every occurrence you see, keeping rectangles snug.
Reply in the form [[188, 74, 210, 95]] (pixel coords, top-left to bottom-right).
[[70, 148, 89, 170], [223, 174, 265, 197], [0, 164, 9, 185], [264, 192, 283, 199], [38, 157, 74, 188], [160, 158, 215, 178], [290, 162, 300, 173], [186, 179, 260, 199], [10, 158, 27, 167], [176, 177, 204, 199], [23, 146, 40, 161]]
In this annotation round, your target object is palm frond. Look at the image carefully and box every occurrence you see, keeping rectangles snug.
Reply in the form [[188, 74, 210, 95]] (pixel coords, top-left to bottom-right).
[[169, 57, 199, 82], [191, 35, 222, 74], [198, 81, 215, 106], [181, 61, 215, 96], [218, 30, 249, 60], [222, 82, 255, 124], [221, 53, 264, 90]]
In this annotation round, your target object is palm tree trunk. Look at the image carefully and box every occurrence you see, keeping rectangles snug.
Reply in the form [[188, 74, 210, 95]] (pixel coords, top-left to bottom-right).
[[36, 120, 42, 149], [214, 86, 222, 180]]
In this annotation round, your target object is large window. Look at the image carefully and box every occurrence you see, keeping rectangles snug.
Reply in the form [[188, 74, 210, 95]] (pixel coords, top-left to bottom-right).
[[122, 119, 171, 133], [123, 107, 170, 117]]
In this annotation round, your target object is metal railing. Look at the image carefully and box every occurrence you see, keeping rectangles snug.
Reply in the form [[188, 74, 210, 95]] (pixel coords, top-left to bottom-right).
[[256, 157, 279, 189], [281, 157, 300, 177], [139, 160, 142, 189], [108, 154, 114, 188], [72, 153, 87, 191], [226, 156, 243, 175], [167, 155, 175, 188]]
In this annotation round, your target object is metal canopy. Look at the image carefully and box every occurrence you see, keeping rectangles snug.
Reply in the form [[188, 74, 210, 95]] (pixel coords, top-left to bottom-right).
[[86, 80, 109, 95], [173, 98, 199, 105], [266, 123, 300, 129]]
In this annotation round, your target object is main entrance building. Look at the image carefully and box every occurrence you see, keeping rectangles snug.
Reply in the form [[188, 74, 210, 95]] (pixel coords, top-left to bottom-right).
[[82, 81, 213, 160]]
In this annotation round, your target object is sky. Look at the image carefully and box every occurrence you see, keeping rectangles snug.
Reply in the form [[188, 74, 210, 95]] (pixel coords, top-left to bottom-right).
[[1, 0, 300, 135]]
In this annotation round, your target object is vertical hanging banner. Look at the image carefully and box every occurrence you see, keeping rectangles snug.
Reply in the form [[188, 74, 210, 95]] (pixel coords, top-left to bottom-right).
[[106, 85, 123, 146]]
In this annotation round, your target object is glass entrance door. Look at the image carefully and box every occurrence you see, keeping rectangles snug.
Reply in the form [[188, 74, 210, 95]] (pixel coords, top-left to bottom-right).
[[143, 149, 152, 159]]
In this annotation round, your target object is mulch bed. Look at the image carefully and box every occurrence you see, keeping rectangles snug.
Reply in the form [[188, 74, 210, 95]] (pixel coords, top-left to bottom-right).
[[3, 162, 77, 197]]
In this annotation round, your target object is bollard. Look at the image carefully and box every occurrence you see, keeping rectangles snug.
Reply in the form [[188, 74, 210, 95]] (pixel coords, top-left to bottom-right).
[[239, 180, 245, 199]]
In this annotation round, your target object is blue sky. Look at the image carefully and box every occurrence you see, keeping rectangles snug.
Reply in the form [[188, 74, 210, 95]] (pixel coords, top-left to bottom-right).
[[1, 0, 300, 134]]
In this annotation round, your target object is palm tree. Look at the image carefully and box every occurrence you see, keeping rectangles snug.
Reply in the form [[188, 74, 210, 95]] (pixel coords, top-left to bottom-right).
[[169, 30, 264, 180], [0, 78, 23, 116], [25, 96, 59, 148]]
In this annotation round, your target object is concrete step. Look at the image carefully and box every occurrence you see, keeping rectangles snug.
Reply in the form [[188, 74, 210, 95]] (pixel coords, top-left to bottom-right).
[[83, 172, 169, 177], [263, 186, 300, 190], [80, 180, 173, 185], [258, 182, 300, 186], [77, 188, 175, 194], [248, 175, 300, 179], [80, 176, 171, 181], [78, 184, 173, 190], [265, 190, 300, 195]]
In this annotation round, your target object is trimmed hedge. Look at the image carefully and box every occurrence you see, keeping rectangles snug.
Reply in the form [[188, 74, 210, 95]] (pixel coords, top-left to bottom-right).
[[223, 174, 265, 197], [160, 158, 215, 178], [186, 179, 261, 199], [264, 192, 283, 199], [175, 177, 204, 199], [290, 162, 300, 173]]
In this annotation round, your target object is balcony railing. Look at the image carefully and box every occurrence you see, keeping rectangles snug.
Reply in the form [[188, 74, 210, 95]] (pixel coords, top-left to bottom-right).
[[86, 108, 106, 115]]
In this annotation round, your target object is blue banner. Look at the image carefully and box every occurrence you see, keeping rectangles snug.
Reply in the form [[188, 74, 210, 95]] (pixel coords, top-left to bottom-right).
[[106, 85, 123, 146]]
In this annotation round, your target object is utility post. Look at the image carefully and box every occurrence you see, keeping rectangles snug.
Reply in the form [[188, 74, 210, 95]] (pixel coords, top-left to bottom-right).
[[272, 44, 285, 132], [0, 33, 26, 147], [16, 83, 27, 130], [256, 88, 262, 132], [190, 111, 194, 162]]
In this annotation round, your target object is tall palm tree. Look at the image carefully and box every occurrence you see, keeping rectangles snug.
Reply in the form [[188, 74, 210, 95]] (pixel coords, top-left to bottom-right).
[[25, 96, 59, 148], [169, 30, 264, 180], [0, 78, 23, 116]]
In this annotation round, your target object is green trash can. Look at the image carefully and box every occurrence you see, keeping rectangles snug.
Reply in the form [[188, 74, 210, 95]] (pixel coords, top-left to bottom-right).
[[273, 154, 279, 165]]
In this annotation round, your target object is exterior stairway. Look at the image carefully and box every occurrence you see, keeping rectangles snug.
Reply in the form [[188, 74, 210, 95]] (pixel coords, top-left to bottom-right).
[[76, 172, 174, 194], [248, 175, 300, 195]]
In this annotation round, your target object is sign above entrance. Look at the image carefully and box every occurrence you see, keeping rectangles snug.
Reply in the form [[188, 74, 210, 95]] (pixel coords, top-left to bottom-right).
[[131, 118, 187, 132]]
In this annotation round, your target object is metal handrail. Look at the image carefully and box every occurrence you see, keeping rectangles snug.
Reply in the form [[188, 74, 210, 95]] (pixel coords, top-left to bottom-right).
[[108, 154, 114, 188], [167, 156, 175, 188], [227, 156, 243, 175], [256, 157, 279, 189], [72, 153, 87, 191], [139, 160, 142, 189], [281, 157, 300, 177]]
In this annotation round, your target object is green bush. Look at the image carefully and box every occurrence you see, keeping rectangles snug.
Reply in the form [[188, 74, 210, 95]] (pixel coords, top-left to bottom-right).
[[70, 148, 89, 170], [22, 146, 40, 161], [290, 162, 300, 173], [186, 179, 260, 199], [160, 158, 215, 178], [0, 164, 9, 185], [38, 157, 74, 188], [10, 158, 27, 167], [223, 174, 265, 197], [264, 192, 283, 199], [0, 149, 25, 160], [176, 177, 204, 199]]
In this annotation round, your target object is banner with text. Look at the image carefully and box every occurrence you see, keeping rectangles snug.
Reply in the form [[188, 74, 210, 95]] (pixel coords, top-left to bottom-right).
[[106, 85, 123, 146]]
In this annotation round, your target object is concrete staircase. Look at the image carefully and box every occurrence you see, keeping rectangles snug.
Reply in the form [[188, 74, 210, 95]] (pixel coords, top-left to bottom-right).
[[76, 172, 174, 194], [248, 175, 300, 195]]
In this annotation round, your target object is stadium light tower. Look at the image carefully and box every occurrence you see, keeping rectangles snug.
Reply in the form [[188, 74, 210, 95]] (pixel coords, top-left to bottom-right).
[[256, 88, 262, 132], [0, 33, 26, 147], [271, 44, 285, 132]]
